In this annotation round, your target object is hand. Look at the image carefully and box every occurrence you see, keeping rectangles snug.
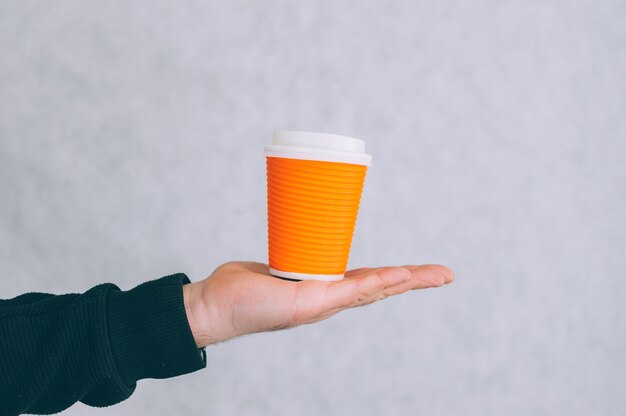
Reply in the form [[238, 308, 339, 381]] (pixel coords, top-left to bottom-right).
[[183, 262, 454, 347]]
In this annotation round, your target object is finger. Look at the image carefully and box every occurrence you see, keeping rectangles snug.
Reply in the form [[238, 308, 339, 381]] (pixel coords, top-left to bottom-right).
[[344, 267, 375, 278], [401, 264, 455, 288], [378, 265, 454, 298], [324, 267, 412, 311]]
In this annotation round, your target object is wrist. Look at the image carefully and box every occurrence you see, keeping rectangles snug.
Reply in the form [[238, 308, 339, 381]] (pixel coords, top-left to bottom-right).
[[183, 281, 210, 348]]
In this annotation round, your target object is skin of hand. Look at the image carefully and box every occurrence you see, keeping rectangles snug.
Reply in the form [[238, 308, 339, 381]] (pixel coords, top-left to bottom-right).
[[183, 262, 454, 348]]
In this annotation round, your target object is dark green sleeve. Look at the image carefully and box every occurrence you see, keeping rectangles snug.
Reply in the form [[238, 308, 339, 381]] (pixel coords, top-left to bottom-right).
[[0, 273, 206, 415]]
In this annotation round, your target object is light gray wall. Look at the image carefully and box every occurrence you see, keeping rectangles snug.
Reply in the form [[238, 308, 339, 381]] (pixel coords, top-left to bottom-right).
[[1, 1, 625, 415]]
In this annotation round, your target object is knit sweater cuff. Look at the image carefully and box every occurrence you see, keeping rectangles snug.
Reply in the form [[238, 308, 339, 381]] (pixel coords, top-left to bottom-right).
[[107, 273, 206, 387]]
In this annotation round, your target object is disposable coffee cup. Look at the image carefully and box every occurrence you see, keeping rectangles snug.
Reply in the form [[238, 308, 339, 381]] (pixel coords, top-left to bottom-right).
[[264, 131, 372, 281]]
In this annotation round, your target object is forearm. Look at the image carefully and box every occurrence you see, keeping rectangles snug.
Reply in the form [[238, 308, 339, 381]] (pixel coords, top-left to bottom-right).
[[0, 274, 206, 415]]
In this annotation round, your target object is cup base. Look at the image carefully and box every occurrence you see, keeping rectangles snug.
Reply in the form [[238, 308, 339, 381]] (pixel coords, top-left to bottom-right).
[[269, 268, 344, 282]]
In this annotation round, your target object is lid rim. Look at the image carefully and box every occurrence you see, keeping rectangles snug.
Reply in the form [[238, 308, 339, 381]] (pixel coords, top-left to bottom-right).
[[265, 145, 372, 166]]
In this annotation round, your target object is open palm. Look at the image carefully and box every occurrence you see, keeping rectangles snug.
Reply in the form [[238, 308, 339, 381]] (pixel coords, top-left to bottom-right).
[[183, 262, 454, 347]]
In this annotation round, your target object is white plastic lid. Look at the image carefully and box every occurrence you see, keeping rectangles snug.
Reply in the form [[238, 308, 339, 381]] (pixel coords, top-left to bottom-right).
[[265, 131, 372, 166]]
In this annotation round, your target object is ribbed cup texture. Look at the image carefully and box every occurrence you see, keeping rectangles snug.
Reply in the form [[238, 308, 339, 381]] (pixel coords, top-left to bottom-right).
[[267, 157, 368, 275]]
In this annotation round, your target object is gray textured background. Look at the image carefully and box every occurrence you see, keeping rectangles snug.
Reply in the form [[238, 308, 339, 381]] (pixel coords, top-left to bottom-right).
[[1, 1, 625, 415]]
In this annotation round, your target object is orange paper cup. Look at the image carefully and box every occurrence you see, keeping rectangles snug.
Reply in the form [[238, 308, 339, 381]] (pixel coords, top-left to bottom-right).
[[265, 131, 372, 281]]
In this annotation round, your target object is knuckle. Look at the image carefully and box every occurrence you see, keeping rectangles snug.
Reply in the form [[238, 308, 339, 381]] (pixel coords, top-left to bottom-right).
[[268, 318, 292, 332], [355, 281, 373, 303], [213, 261, 235, 274], [352, 272, 386, 305]]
